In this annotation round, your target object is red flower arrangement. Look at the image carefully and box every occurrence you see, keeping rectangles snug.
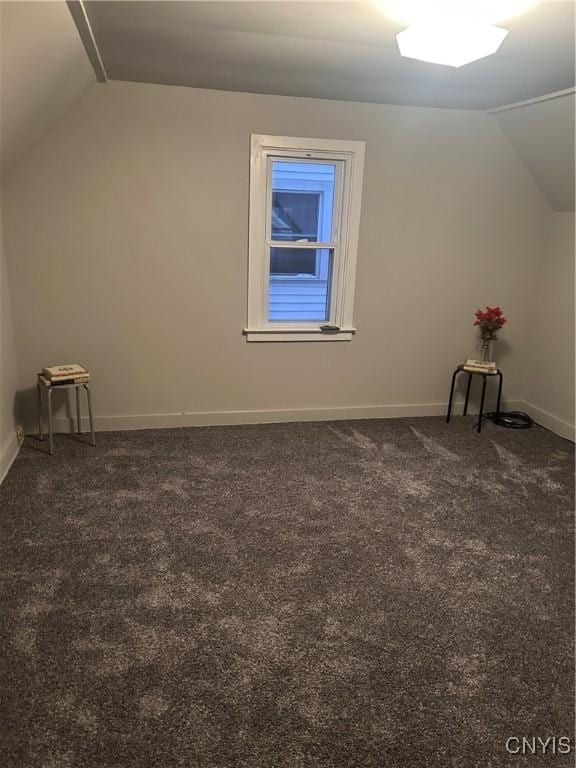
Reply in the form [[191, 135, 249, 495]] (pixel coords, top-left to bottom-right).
[[474, 306, 507, 343]]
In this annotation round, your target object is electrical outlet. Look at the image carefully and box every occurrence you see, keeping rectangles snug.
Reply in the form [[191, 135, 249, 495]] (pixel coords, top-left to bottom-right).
[[16, 425, 25, 444]]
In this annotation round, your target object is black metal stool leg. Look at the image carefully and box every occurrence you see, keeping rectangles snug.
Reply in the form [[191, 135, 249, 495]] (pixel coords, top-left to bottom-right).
[[463, 373, 472, 416], [477, 375, 487, 433], [446, 369, 459, 423], [495, 371, 503, 425]]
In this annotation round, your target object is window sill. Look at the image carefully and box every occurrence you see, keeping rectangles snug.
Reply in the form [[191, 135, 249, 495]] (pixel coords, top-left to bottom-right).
[[244, 328, 356, 342]]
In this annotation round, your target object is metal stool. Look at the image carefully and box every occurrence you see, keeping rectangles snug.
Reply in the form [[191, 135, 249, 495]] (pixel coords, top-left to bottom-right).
[[446, 365, 503, 433], [37, 376, 95, 455]]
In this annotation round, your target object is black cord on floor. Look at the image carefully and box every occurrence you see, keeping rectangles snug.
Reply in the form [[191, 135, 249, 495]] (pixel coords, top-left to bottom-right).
[[480, 411, 533, 429]]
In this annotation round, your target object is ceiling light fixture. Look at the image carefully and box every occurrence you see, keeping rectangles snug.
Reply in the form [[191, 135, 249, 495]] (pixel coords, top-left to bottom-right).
[[396, 20, 509, 67], [375, 0, 539, 67]]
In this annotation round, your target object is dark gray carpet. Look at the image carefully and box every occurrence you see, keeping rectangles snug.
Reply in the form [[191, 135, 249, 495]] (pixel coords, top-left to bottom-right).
[[0, 417, 573, 768]]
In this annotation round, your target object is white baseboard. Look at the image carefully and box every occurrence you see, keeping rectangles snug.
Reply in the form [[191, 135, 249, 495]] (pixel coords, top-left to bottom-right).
[[51, 402, 454, 433], [0, 433, 20, 486], [45, 397, 572, 442], [449, 398, 524, 417], [517, 400, 575, 442]]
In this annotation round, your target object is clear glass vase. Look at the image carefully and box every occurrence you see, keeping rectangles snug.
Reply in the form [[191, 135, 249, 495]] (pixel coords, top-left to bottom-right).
[[480, 340, 493, 363]]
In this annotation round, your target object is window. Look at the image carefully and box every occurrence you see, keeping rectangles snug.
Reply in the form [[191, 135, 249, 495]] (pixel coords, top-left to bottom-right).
[[245, 135, 365, 341]]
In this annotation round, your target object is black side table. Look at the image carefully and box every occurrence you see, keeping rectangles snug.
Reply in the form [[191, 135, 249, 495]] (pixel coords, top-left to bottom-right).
[[446, 365, 503, 433]]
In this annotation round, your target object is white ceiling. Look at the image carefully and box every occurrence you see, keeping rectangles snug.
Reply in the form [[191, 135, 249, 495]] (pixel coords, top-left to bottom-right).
[[494, 94, 575, 211], [84, 1, 575, 110]]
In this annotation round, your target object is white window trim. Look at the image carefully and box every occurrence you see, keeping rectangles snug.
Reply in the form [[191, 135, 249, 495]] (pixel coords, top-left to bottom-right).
[[245, 134, 365, 342]]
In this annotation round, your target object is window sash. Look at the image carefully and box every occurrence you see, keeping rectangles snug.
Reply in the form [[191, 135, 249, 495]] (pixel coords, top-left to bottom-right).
[[265, 157, 343, 247], [263, 154, 344, 327]]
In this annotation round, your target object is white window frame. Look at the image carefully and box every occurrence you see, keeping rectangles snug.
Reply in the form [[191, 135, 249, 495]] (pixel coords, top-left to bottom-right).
[[245, 134, 365, 342]]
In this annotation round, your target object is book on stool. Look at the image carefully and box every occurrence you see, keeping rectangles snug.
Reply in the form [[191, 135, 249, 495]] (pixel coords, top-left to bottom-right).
[[39, 364, 90, 386], [462, 359, 497, 374]]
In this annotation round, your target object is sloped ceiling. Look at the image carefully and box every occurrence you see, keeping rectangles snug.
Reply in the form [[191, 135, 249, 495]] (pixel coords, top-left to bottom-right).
[[493, 93, 575, 212], [0, 0, 95, 176], [84, 0, 575, 110], [1, 1, 573, 211]]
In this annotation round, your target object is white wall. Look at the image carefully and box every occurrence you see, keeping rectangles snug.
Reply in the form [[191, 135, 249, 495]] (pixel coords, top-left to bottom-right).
[[521, 212, 575, 440], [2, 81, 551, 432], [0, 0, 96, 482], [0, 0, 95, 174], [494, 94, 575, 213], [0, 212, 19, 480]]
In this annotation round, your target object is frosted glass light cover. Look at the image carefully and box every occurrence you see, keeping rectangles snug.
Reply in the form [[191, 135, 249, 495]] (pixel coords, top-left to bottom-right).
[[396, 21, 509, 67]]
